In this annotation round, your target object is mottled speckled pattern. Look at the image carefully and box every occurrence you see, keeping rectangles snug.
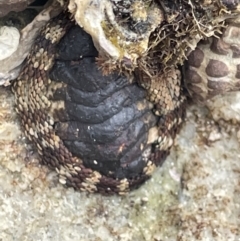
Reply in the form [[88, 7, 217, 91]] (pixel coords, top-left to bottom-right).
[[184, 24, 240, 102], [0, 87, 240, 240], [12, 12, 185, 194], [1, 1, 240, 239]]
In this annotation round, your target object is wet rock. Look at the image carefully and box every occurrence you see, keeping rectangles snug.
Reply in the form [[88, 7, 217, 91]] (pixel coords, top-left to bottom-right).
[[0, 0, 35, 18]]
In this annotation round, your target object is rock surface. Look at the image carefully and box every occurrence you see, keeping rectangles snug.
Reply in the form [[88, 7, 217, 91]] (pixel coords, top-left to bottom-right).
[[0, 0, 62, 85], [0, 87, 239, 241], [0, 0, 35, 18]]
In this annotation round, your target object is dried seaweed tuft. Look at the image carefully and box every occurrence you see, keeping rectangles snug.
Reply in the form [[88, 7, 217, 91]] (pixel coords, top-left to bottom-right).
[[72, 0, 240, 78], [138, 0, 239, 77]]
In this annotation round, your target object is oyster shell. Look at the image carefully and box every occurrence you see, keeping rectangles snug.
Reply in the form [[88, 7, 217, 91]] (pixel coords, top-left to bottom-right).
[[68, 0, 163, 68]]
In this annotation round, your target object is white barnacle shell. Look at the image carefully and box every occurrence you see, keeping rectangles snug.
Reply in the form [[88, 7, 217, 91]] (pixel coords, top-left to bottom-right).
[[68, 0, 163, 66], [0, 26, 20, 61]]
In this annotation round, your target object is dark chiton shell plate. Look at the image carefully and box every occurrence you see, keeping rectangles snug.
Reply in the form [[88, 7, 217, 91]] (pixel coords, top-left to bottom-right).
[[49, 25, 158, 180]]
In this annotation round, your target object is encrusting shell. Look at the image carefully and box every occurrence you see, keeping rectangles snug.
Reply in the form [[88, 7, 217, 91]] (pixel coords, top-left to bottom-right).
[[68, 0, 163, 68]]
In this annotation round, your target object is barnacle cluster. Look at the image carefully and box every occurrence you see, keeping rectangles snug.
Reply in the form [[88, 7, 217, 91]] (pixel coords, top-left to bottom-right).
[[69, 0, 240, 78], [142, 0, 236, 73], [68, 0, 162, 73]]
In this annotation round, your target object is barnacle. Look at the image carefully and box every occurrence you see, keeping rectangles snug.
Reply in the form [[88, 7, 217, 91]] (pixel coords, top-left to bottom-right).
[[69, 0, 240, 79], [139, 0, 239, 77], [10, 0, 240, 196], [68, 0, 163, 72]]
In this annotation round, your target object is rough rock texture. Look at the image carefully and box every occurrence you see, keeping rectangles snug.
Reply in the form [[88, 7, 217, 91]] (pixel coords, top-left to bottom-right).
[[0, 0, 62, 85], [0, 0, 35, 17], [1, 1, 240, 239], [0, 8, 38, 30], [0, 86, 239, 241]]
